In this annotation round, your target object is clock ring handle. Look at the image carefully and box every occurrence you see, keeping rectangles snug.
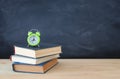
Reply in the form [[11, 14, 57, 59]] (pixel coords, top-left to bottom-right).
[[29, 29, 39, 32]]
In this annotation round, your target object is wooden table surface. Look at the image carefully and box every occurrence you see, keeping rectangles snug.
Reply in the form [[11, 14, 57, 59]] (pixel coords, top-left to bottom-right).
[[0, 59, 120, 79]]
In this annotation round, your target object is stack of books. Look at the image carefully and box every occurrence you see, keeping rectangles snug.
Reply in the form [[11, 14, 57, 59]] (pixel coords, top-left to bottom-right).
[[10, 44, 62, 73]]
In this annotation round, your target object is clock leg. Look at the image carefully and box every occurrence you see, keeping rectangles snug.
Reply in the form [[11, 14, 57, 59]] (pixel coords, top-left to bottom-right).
[[27, 45, 29, 47]]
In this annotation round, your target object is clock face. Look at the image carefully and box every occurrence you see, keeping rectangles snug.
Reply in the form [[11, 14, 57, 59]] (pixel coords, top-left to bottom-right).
[[27, 34, 40, 46]]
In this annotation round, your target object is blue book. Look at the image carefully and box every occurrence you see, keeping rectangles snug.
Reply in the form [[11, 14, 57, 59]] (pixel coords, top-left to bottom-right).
[[12, 58, 58, 74]]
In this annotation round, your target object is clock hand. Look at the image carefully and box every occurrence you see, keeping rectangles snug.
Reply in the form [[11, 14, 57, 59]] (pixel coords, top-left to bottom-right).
[[33, 38, 35, 41], [32, 38, 35, 41]]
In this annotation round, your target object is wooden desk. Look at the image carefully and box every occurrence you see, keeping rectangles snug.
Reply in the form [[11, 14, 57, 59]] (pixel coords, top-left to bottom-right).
[[0, 59, 120, 79]]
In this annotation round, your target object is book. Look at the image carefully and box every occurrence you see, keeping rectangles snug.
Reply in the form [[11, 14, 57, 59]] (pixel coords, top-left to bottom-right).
[[12, 58, 58, 74], [11, 54, 59, 64], [14, 43, 62, 58]]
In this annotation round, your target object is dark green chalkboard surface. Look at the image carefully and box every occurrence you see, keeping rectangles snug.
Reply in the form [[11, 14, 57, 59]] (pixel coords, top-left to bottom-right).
[[0, 0, 120, 58]]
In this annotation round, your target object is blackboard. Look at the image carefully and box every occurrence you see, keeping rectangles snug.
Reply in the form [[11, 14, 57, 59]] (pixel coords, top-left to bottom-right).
[[0, 0, 120, 58]]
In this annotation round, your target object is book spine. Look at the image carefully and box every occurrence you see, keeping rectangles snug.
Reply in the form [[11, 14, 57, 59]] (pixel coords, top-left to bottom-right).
[[12, 64, 44, 74]]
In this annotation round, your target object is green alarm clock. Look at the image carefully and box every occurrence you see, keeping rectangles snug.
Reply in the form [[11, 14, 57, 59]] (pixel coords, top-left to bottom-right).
[[27, 29, 40, 47]]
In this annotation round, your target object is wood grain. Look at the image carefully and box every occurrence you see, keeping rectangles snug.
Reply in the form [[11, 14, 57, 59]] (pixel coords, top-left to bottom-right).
[[0, 59, 120, 79]]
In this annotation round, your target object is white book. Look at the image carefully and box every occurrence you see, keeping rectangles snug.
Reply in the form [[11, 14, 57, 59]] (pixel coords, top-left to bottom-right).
[[11, 54, 59, 64], [14, 45, 61, 58]]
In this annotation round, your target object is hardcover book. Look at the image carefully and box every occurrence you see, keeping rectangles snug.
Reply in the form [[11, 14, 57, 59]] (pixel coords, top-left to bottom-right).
[[11, 54, 59, 64], [12, 58, 58, 73], [14, 43, 62, 58]]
